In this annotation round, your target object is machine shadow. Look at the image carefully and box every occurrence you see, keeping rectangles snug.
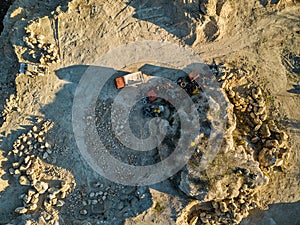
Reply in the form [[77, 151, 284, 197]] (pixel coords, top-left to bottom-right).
[[287, 84, 300, 94], [240, 200, 300, 225], [286, 119, 300, 136]]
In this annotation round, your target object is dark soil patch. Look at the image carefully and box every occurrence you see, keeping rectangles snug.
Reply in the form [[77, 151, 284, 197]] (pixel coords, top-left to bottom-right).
[[0, 0, 14, 34]]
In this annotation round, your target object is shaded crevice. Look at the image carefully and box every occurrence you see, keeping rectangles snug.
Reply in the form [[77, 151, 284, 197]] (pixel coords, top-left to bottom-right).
[[0, 0, 14, 35]]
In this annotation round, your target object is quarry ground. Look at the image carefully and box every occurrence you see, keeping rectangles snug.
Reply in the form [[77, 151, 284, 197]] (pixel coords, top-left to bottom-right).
[[0, 0, 299, 225]]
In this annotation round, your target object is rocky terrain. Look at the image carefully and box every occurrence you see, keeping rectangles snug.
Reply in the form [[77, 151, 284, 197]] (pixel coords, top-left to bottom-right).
[[0, 0, 299, 225]]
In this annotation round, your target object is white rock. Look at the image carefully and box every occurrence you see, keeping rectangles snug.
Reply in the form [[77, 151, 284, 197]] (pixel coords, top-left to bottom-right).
[[24, 155, 31, 164], [28, 189, 36, 196], [23, 194, 32, 204], [48, 193, 56, 200], [45, 142, 50, 148], [37, 35, 45, 40], [80, 209, 88, 215], [57, 200, 65, 207], [31, 194, 39, 204], [33, 126, 38, 132], [15, 206, 27, 214], [43, 152, 49, 159], [82, 200, 88, 206], [19, 176, 31, 186], [34, 181, 49, 194], [91, 199, 98, 205], [29, 203, 38, 211], [9, 168, 15, 174], [61, 191, 66, 199], [89, 192, 95, 198]]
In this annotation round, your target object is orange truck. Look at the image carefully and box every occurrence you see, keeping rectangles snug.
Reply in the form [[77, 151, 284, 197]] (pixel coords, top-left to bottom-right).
[[115, 71, 148, 89]]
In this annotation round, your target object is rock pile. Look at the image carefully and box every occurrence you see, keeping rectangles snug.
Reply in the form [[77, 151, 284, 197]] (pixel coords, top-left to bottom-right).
[[7, 119, 75, 224], [180, 61, 291, 225], [186, 177, 263, 225], [212, 62, 290, 171], [1, 94, 19, 122], [23, 25, 60, 64]]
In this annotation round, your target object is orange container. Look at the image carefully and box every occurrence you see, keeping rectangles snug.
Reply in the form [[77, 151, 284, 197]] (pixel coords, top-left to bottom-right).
[[188, 71, 200, 82], [115, 77, 125, 89]]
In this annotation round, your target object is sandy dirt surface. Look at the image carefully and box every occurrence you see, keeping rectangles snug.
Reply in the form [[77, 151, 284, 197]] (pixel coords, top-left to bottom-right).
[[0, 0, 299, 225]]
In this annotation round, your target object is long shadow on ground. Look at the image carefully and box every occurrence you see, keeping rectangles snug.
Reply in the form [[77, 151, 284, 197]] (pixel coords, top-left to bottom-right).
[[127, 0, 203, 45], [241, 201, 300, 225]]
